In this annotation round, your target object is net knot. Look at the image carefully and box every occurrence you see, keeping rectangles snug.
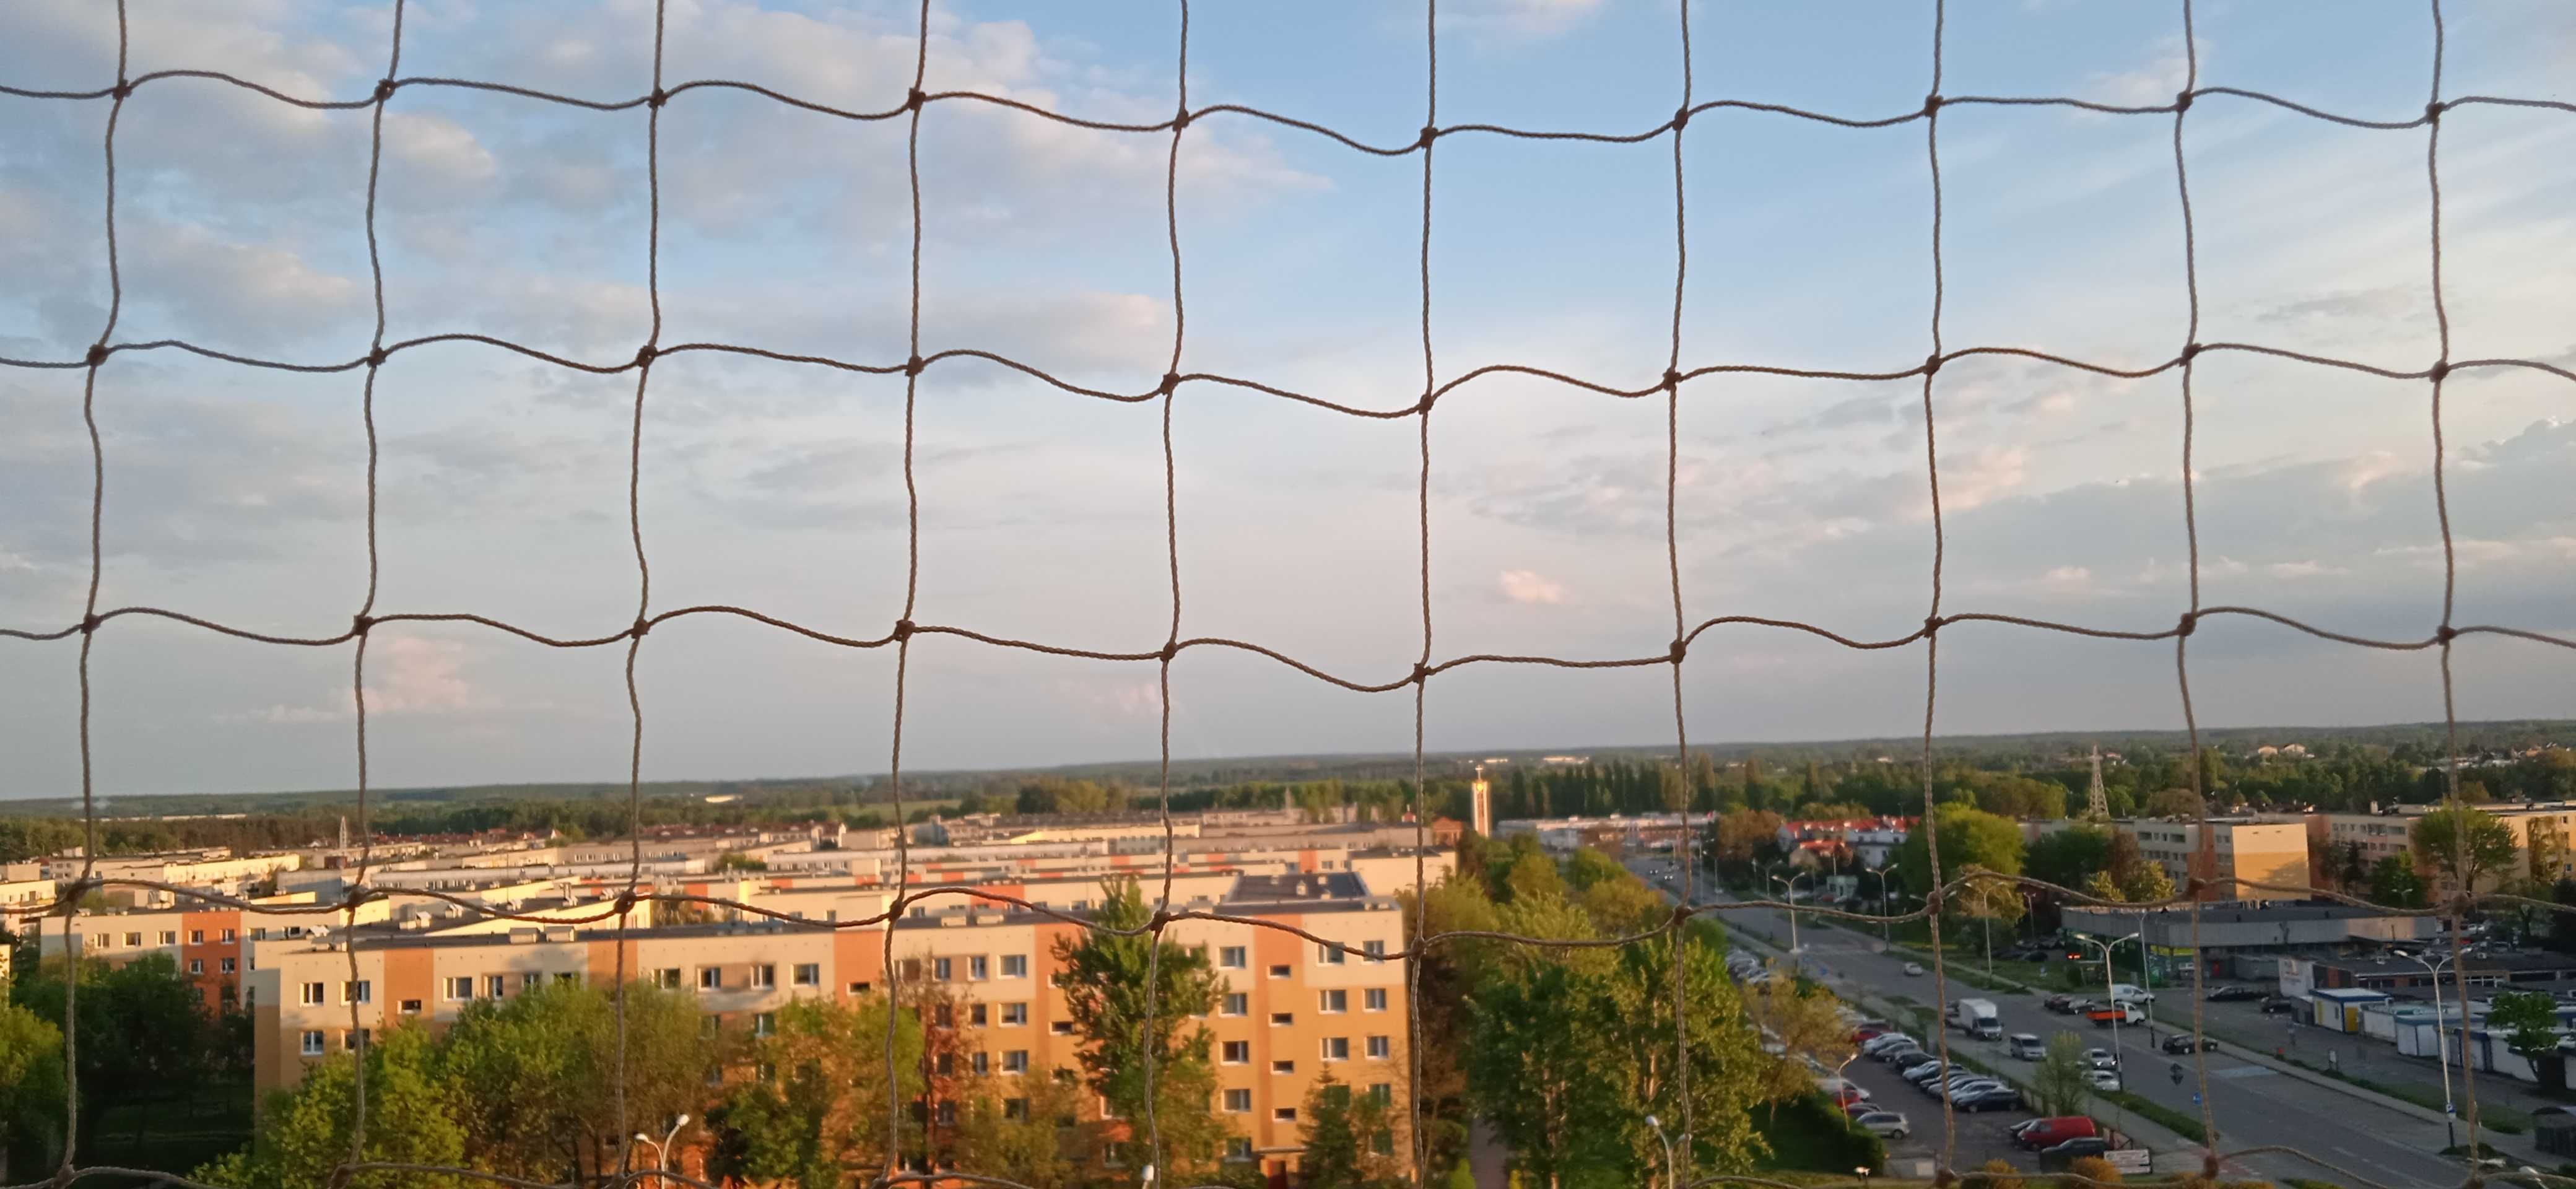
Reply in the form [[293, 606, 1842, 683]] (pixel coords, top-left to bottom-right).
[[2175, 610, 2197, 637], [110, 79, 134, 102], [85, 342, 110, 367], [2428, 359, 2452, 382], [648, 87, 669, 110], [2435, 624, 2458, 644], [907, 87, 927, 113], [1416, 124, 1440, 150], [1671, 104, 1692, 132], [904, 354, 926, 378], [1158, 640, 1180, 663], [373, 78, 397, 104], [1158, 372, 1181, 397], [366, 345, 389, 368], [2426, 98, 2445, 123], [1922, 93, 1944, 117], [614, 887, 640, 915], [2173, 89, 2193, 113], [1668, 637, 1688, 664], [633, 343, 657, 368], [1409, 661, 1430, 686], [340, 884, 372, 912], [1661, 367, 1681, 391], [79, 612, 101, 636], [1921, 614, 1941, 638], [1172, 105, 1193, 131], [2201, 1151, 2223, 1180], [630, 615, 651, 639], [2179, 341, 2203, 363], [351, 612, 375, 636], [1921, 351, 1943, 377], [893, 618, 918, 642]]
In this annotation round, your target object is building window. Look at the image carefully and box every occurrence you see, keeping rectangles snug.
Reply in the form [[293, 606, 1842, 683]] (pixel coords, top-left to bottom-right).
[[521, 972, 544, 991], [1367, 1035, 1392, 1059], [1270, 1012, 1293, 1027], [753, 964, 778, 988], [936, 1101, 957, 1127], [970, 1003, 989, 1027], [1320, 989, 1347, 1013], [300, 982, 327, 1006], [934, 957, 954, 982], [220, 957, 237, 974], [657, 969, 682, 989], [250, 928, 267, 941], [937, 1053, 955, 1076], [401, 1000, 423, 1014], [1365, 987, 1388, 1011], [1228, 1138, 1254, 1161], [1219, 946, 1248, 969], [1003, 1050, 1029, 1074], [188, 959, 204, 975], [1223, 993, 1248, 1017], [1224, 1089, 1253, 1113], [1365, 939, 1387, 961], [753, 1013, 775, 1036], [1318, 943, 1346, 965], [346, 980, 372, 1004], [700, 968, 722, 991], [485, 975, 507, 999], [1373, 1129, 1396, 1156], [1002, 954, 1029, 978], [1222, 1040, 1250, 1064], [301, 1030, 326, 1056], [222, 928, 237, 943], [160, 930, 178, 946], [1271, 1060, 1296, 1075], [344, 1029, 370, 1051], [1273, 1107, 1298, 1123], [934, 1003, 954, 1028], [1368, 1082, 1393, 1105], [1269, 964, 1292, 979], [793, 963, 820, 986], [1004, 1097, 1029, 1120], [1051, 1020, 1074, 1035], [970, 956, 990, 980], [189, 930, 205, 944], [1321, 1037, 1350, 1061], [972, 1052, 991, 1076], [557, 972, 578, 985], [446, 977, 474, 1001], [849, 981, 872, 995], [1001, 1003, 1028, 1026], [124, 932, 142, 947]]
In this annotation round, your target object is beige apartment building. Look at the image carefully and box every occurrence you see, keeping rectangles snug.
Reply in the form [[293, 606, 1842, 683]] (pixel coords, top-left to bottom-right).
[[2315, 803, 2576, 896], [2117, 819, 2310, 902], [250, 871, 1408, 1182]]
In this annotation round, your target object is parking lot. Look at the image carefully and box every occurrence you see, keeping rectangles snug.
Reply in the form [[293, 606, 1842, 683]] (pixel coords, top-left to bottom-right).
[[1834, 1030, 2042, 1173]]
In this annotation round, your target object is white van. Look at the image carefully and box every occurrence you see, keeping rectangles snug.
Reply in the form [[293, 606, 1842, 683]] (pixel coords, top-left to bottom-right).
[[2109, 983, 2154, 1004], [2009, 1032, 2047, 1060]]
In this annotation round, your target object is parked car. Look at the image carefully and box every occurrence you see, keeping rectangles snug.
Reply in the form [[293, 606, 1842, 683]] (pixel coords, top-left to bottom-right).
[[2043, 994, 2076, 1014], [1854, 1110, 1912, 1139], [2205, 984, 2261, 1001], [2087, 1068, 2124, 1092], [1878, 1047, 1928, 1069], [2161, 1032, 2219, 1054], [1842, 1100, 1878, 1120], [2082, 1048, 2120, 1071], [1902, 1060, 1949, 1082], [1862, 1032, 1917, 1055], [2012, 1117, 2099, 1150], [2008, 1033, 2047, 1060], [1904, 962, 1926, 976], [2038, 1136, 2115, 1169], [1957, 1086, 2025, 1113], [2259, 996, 2302, 1015], [1817, 1078, 1871, 1104], [2087, 1003, 2145, 1027]]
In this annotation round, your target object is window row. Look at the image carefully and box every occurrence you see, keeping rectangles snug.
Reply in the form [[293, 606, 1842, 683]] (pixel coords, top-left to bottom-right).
[[1212, 941, 1389, 971], [905, 954, 1034, 982], [1219, 1035, 1395, 1065], [647, 962, 825, 991]]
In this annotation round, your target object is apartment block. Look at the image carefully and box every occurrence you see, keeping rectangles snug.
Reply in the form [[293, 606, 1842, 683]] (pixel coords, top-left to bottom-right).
[[2316, 803, 2576, 896], [2116, 818, 2309, 902], [249, 871, 1408, 1182]]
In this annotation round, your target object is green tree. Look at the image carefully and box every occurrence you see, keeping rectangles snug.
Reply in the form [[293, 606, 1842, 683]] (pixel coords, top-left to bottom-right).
[[1895, 803, 2025, 909], [0, 1002, 66, 1183], [1504, 851, 1569, 905], [2027, 827, 2115, 893], [1563, 847, 1627, 894], [2490, 990, 2563, 1072], [2413, 804, 2520, 898], [1299, 1069, 1400, 1188], [2142, 788, 2203, 819], [441, 978, 713, 1183], [12, 951, 216, 1161], [1744, 982, 1853, 1107], [708, 995, 921, 1187], [2530, 817, 2569, 886], [1051, 877, 1229, 1181], [2081, 870, 2127, 905], [951, 1068, 1089, 1189], [2032, 1033, 2092, 1118], [2122, 860, 2177, 905], [2369, 855, 2429, 909], [191, 1024, 465, 1189]]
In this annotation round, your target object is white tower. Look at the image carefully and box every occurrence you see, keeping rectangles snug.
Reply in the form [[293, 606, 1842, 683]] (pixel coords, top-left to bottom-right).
[[1470, 764, 1492, 837]]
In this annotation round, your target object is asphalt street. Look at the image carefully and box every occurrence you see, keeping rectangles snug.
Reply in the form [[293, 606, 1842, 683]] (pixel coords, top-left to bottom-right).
[[1631, 856, 2482, 1189]]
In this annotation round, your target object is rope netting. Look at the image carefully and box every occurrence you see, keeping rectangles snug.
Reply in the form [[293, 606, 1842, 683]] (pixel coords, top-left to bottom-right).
[[2, 1, 2573, 1188]]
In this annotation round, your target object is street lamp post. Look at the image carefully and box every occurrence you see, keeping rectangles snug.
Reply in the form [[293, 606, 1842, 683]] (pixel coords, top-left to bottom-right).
[[1860, 868, 1891, 944], [1773, 871, 1812, 955], [630, 1113, 690, 1186], [2394, 948, 2461, 1148], [1645, 1113, 1679, 1189], [2069, 931, 2144, 1107]]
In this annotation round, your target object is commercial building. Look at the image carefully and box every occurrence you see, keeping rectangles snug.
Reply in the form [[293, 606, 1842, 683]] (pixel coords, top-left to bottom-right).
[[248, 869, 1409, 1183], [2062, 902, 2437, 980], [2120, 817, 2311, 903]]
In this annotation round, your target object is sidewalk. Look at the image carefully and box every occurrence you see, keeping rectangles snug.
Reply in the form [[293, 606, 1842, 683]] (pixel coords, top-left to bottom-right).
[[2194, 1011, 2557, 1164]]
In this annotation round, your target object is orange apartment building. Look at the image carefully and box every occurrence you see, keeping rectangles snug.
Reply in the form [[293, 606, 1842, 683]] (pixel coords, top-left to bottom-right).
[[248, 871, 1409, 1182]]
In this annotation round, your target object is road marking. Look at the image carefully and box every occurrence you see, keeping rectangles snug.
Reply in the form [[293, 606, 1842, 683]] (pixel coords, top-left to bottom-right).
[[2209, 1066, 2278, 1081]]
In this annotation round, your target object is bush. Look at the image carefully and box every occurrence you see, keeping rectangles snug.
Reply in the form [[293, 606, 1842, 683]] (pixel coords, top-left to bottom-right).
[[1970, 1158, 2026, 1189], [2063, 1155, 2121, 1187], [1756, 1092, 1887, 1174]]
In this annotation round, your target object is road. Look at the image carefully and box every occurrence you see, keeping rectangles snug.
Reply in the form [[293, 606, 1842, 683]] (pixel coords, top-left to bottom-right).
[[1633, 857, 2482, 1189]]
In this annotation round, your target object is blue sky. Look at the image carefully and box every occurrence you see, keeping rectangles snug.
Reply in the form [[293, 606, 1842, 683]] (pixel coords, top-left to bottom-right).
[[1, 0, 2571, 797]]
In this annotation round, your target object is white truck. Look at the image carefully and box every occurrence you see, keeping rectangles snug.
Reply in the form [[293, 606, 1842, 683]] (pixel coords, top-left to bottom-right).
[[1956, 997, 2002, 1039]]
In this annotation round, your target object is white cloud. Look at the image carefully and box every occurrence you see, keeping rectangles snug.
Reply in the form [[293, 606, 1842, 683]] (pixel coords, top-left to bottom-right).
[[1497, 568, 1569, 605]]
